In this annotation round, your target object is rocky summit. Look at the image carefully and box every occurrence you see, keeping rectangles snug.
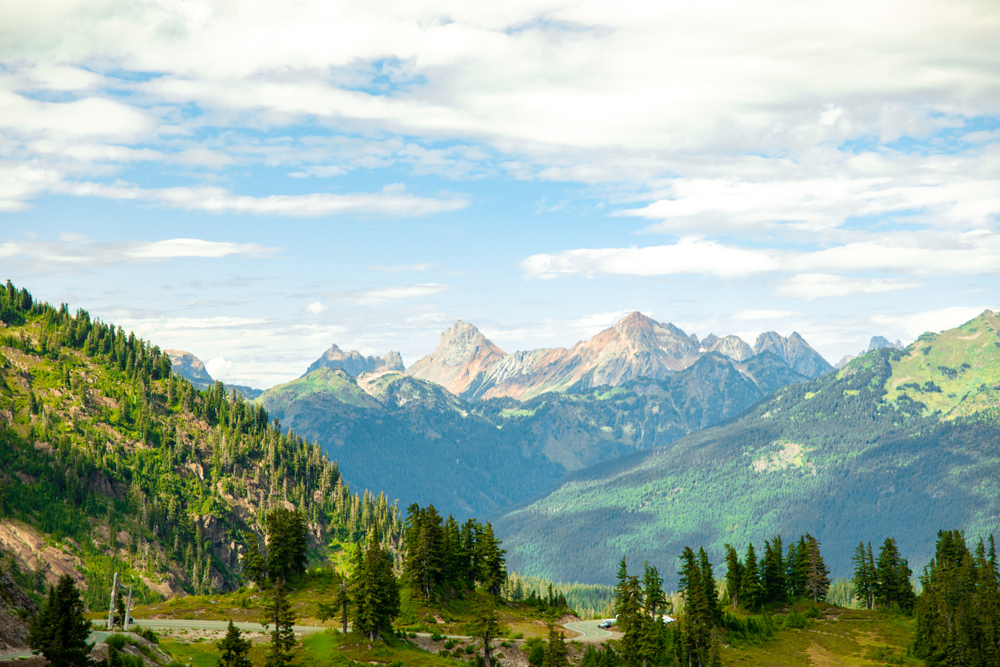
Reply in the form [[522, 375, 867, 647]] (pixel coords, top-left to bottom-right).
[[303, 343, 405, 378], [406, 311, 832, 400]]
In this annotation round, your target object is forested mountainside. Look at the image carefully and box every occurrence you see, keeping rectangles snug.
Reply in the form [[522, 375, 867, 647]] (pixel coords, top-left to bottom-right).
[[0, 281, 401, 612], [494, 311, 1000, 587], [258, 349, 809, 518], [404, 313, 832, 401]]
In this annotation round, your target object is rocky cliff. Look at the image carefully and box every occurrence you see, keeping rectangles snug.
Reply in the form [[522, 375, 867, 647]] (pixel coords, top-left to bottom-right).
[[303, 344, 405, 378], [407, 312, 832, 400]]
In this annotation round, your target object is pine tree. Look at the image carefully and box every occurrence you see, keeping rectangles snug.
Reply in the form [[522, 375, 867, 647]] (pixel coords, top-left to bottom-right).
[[263, 581, 296, 667], [762, 536, 786, 604], [723, 544, 743, 610], [28, 575, 92, 667], [740, 543, 762, 611], [477, 522, 507, 596], [851, 542, 876, 611], [471, 594, 501, 667], [698, 548, 721, 624], [642, 562, 666, 619], [353, 528, 400, 640], [875, 537, 914, 613], [217, 621, 252, 667], [242, 532, 268, 587], [803, 535, 830, 604], [542, 625, 569, 667]]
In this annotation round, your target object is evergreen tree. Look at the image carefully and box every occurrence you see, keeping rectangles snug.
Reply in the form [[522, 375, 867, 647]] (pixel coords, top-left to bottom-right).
[[642, 562, 666, 619], [28, 575, 92, 667], [678, 547, 712, 667], [803, 535, 830, 604], [698, 548, 721, 624], [242, 532, 268, 587], [263, 581, 296, 667], [217, 621, 252, 667], [471, 594, 501, 667], [875, 537, 914, 613], [723, 544, 743, 610], [851, 542, 876, 611], [542, 625, 569, 667], [740, 543, 762, 611], [761, 536, 786, 604], [477, 522, 507, 596], [916, 530, 1000, 666], [352, 528, 400, 640], [265, 508, 309, 583]]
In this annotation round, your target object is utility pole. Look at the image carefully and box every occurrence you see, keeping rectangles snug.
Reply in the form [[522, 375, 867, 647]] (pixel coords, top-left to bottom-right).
[[107, 572, 119, 630], [124, 583, 134, 631]]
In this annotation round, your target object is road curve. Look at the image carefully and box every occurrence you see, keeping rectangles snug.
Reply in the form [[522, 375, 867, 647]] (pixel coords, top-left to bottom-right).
[[563, 620, 615, 643]]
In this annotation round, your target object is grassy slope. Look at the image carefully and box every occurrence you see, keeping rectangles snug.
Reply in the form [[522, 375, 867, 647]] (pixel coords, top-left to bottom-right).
[[494, 312, 1000, 587]]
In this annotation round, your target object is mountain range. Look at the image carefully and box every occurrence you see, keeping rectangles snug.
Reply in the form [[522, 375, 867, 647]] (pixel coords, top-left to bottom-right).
[[492, 310, 1000, 586], [252, 313, 836, 517], [404, 312, 833, 400]]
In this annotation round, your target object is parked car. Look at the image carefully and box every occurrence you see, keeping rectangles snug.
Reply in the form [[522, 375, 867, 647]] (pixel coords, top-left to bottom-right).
[[598, 619, 616, 629]]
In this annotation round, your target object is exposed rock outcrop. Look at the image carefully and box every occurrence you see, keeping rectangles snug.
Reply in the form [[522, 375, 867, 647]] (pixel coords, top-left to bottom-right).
[[407, 312, 832, 400], [303, 344, 405, 378]]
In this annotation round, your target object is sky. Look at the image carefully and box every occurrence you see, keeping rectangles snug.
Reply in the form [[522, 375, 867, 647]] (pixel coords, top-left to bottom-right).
[[2, 0, 999, 389]]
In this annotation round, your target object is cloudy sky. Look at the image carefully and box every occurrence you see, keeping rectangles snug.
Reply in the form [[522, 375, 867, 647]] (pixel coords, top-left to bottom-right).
[[2, 0, 998, 388]]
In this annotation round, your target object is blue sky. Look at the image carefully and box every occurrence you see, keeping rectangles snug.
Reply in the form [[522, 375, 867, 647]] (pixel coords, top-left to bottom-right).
[[2, 0, 999, 388]]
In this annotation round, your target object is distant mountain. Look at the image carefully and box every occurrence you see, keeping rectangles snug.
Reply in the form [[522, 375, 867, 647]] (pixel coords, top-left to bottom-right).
[[407, 312, 831, 401], [835, 335, 907, 369], [165, 349, 262, 399], [260, 346, 812, 516], [165, 348, 213, 386], [303, 344, 404, 377], [492, 311, 1000, 587]]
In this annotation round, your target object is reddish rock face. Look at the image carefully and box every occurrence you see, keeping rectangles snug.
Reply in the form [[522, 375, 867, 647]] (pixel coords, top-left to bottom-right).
[[406, 312, 832, 401]]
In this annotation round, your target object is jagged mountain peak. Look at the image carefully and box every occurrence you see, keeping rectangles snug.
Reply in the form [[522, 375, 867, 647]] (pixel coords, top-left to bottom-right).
[[405, 320, 507, 395], [303, 343, 405, 378]]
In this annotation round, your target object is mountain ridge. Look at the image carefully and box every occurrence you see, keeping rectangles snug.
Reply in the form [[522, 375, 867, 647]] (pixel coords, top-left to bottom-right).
[[404, 312, 832, 401], [491, 310, 1000, 586]]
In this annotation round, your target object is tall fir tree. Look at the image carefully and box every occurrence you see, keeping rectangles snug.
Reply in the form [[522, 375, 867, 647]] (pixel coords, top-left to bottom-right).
[[263, 581, 296, 667], [723, 544, 743, 610], [851, 542, 876, 611], [28, 575, 92, 667], [740, 543, 763, 611], [217, 621, 253, 667], [803, 535, 830, 604]]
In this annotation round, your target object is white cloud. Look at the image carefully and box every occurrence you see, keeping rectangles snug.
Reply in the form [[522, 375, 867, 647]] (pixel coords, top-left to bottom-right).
[[733, 309, 794, 320], [368, 263, 437, 273], [351, 283, 451, 305], [0, 235, 281, 269], [50, 181, 468, 217], [778, 274, 922, 300], [305, 301, 327, 314], [205, 356, 233, 380], [521, 237, 781, 279], [870, 306, 993, 342]]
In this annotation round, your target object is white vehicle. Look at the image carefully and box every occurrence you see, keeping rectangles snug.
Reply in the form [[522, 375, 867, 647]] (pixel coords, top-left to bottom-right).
[[598, 618, 617, 629]]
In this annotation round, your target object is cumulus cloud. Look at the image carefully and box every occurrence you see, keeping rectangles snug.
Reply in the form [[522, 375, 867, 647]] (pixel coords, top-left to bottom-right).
[[205, 356, 233, 380], [305, 301, 327, 314]]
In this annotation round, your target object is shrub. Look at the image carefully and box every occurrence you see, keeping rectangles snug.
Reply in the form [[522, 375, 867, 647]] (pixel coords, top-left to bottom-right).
[[804, 605, 820, 619], [431, 631, 445, 641], [783, 611, 807, 629]]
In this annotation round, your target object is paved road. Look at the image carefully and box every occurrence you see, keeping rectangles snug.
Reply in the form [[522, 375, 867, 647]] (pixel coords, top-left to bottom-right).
[[563, 620, 615, 643]]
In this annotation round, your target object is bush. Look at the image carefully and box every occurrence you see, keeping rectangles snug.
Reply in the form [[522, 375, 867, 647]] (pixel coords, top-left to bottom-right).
[[439, 649, 451, 658], [804, 605, 820, 619], [444, 639, 457, 650], [431, 631, 445, 641], [135, 626, 159, 644], [783, 611, 808, 629], [465, 645, 476, 654]]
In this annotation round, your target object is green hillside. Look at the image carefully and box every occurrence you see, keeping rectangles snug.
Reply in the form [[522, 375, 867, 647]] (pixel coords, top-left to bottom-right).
[[0, 281, 402, 610], [493, 311, 1000, 587], [258, 352, 795, 519]]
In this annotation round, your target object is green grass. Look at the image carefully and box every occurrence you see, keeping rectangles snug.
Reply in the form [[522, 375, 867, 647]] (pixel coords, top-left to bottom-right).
[[721, 603, 920, 667], [160, 639, 222, 667]]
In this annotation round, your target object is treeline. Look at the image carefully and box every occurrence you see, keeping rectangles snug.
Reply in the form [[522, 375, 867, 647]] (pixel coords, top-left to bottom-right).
[[502, 573, 615, 618], [915, 530, 1000, 666], [721, 534, 837, 612], [0, 280, 403, 605], [402, 503, 506, 599]]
